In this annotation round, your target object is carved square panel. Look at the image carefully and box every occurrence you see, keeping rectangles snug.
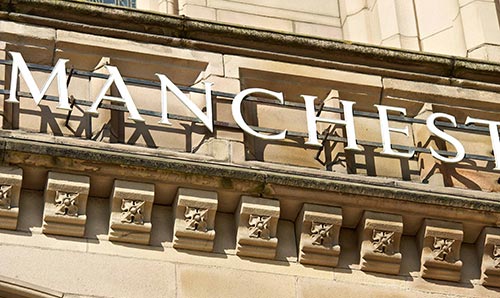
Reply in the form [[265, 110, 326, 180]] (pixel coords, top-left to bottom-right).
[[42, 172, 90, 237], [235, 196, 280, 260], [173, 188, 218, 252], [108, 180, 154, 245], [0, 166, 23, 230], [296, 203, 342, 267], [477, 227, 500, 287], [418, 219, 463, 282], [358, 211, 403, 275]]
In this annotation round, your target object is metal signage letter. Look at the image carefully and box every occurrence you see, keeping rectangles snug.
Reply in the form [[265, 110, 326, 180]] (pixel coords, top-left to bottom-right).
[[232, 88, 286, 140], [426, 113, 465, 163], [156, 74, 214, 132], [86, 65, 144, 122], [465, 117, 500, 170], [375, 105, 415, 158], [302, 96, 360, 150], [6, 51, 71, 110]]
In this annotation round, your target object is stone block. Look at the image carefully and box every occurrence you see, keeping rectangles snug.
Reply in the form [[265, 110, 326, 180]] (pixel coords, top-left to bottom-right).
[[42, 172, 90, 237], [194, 138, 230, 161], [0, 166, 22, 230], [181, 4, 217, 21], [108, 180, 154, 245], [173, 188, 218, 252], [209, 0, 340, 23], [477, 227, 500, 287], [468, 44, 500, 63], [358, 211, 403, 275], [235, 196, 280, 259], [418, 219, 463, 282], [293, 22, 343, 39], [216, 10, 294, 32], [414, 0, 460, 38], [420, 20, 467, 57], [296, 203, 342, 267], [178, 264, 296, 298], [342, 9, 371, 43], [461, 1, 500, 50]]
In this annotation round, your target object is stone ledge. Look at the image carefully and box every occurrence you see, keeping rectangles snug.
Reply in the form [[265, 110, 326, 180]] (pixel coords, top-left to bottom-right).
[[0, 131, 499, 214], [1, 0, 500, 85], [0, 275, 63, 298]]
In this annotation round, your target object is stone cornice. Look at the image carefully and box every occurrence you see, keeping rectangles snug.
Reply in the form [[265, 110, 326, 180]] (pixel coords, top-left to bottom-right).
[[1, 130, 499, 214], [1, 0, 500, 86]]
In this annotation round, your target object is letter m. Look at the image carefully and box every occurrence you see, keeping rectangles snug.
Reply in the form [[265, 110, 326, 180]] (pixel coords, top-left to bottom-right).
[[6, 51, 71, 110]]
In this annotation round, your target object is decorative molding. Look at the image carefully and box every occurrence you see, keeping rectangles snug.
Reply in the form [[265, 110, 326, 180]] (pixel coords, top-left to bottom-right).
[[296, 203, 342, 267], [248, 215, 271, 239], [42, 172, 90, 237], [478, 227, 500, 287], [311, 222, 334, 246], [358, 211, 403, 275], [184, 207, 209, 232], [372, 230, 395, 254], [0, 185, 13, 210], [235, 196, 280, 260], [108, 180, 154, 245], [0, 167, 22, 230], [173, 188, 218, 252], [432, 237, 455, 262], [54, 191, 79, 217], [418, 219, 463, 282], [494, 245, 500, 269], [120, 199, 145, 224]]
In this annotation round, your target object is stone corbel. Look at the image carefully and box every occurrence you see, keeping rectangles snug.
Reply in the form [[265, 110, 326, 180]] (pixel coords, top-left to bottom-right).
[[296, 203, 342, 267], [477, 227, 500, 287], [108, 180, 154, 245], [173, 188, 218, 252], [418, 219, 463, 282], [235, 196, 280, 260], [0, 166, 23, 230], [358, 211, 403, 275], [42, 172, 90, 237]]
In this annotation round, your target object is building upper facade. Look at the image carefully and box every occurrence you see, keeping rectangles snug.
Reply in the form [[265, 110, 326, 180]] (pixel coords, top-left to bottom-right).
[[0, 1, 500, 297], [116, 0, 500, 62]]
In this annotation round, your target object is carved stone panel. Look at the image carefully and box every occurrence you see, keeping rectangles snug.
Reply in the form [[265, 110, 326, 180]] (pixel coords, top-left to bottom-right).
[[108, 180, 154, 245], [173, 188, 218, 252], [42, 172, 90, 237], [295, 203, 342, 267], [0, 167, 23, 230], [358, 211, 403, 275], [477, 227, 500, 287], [235, 196, 280, 260], [418, 219, 463, 282]]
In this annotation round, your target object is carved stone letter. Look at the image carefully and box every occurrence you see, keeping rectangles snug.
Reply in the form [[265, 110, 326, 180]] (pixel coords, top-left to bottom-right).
[[173, 188, 218, 252], [296, 203, 342, 267], [418, 219, 463, 282], [108, 180, 154, 245], [358, 211, 403, 275], [42, 172, 90, 237], [235, 196, 280, 260]]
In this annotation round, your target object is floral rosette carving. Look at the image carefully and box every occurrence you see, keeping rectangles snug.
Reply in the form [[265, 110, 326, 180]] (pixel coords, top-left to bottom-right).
[[184, 207, 209, 232], [0, 185, 12, 210], [55, 191, 79, 217], [248, 215, 271, 239], [120, 199, 145, 224]]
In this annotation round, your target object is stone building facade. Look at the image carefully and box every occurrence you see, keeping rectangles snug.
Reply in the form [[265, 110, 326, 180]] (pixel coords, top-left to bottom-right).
[[0, 0, 500, 297]]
